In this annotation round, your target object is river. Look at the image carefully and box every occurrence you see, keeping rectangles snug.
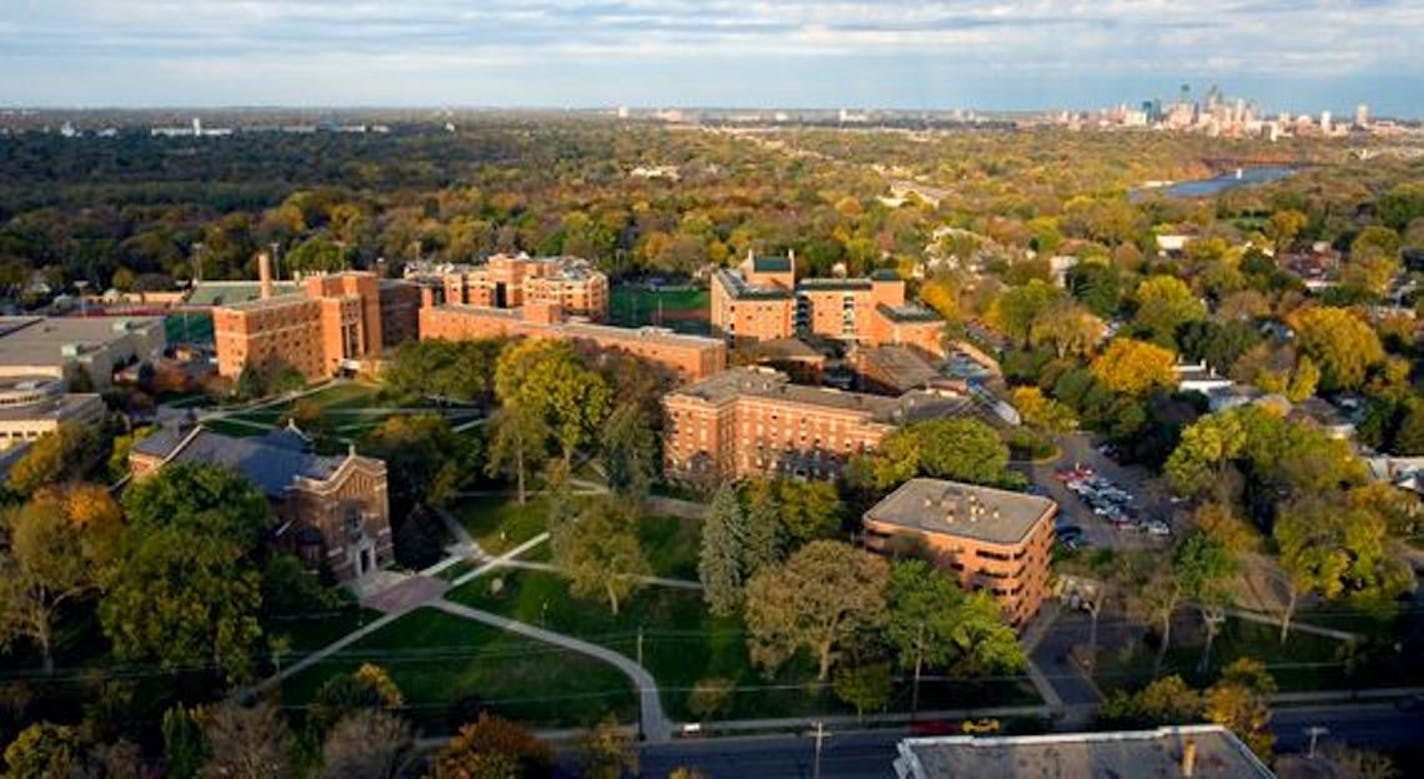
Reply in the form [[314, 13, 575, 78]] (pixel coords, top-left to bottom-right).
[[1132, 165, 1297, 200]]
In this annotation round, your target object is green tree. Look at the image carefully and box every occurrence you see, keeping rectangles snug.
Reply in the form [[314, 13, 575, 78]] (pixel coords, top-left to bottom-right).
[[598, 402, 658, 501], [552, 499, 650, 615], [162, 705, 206, 779], [886, 560, 1024, 712], [2, 722, 83, 778], [494, 340, 610, 468], [1133, 275, 1205, 345], [772, 478, 843, 544], [6, 422, 107, 497], [1174, 532, 1238, 673], [744, 541, 889, 681], [740, 482, 784, 576], [833, 661, 893, 721], [988, 280, 1061, 345], [484, 403, 550, 506], [699, 485, 745, 616], [1100, 675, 1202, 727], [911, 418, 1012, 486], [362, 414, 477, 514], [122, 462, 271, 543], [383, 338, 503, 406]]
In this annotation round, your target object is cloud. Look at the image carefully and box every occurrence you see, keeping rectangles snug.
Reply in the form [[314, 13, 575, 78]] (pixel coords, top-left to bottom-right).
[[0, 0, 1419, 111]]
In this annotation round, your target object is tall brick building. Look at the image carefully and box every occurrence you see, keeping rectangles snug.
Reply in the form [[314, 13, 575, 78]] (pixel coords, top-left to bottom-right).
[[661, 366, 982, 484], [863, 478, 1056, 626], [710, 252, 946, 356], [414, 254, 609, 321], [212, 253, 421, 381]]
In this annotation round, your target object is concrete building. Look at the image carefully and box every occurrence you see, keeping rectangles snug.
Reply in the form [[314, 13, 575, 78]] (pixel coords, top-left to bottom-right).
[[420, 295, 726, 383], [710, 253, 945, 356], [894, 725, 1273, 778], [0, 315, 166, 389], [862, 478, 1056, 625], [662, 367, 982, 484], [0, 376, 104, 450], [130, 420, 393, 582], [212, 253, 421, 381], [412, 254, 609, 321]]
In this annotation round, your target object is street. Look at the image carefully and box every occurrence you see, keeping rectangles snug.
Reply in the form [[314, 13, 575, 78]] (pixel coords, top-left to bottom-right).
[[632, 703, 1424, 778]]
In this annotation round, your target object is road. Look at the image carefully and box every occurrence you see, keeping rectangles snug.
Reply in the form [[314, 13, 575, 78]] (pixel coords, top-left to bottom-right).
[[634, 703, 1424, 778]]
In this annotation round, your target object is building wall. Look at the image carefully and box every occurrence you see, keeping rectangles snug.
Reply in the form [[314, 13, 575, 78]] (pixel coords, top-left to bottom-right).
[[662, 391, 893, 484], [862, 512, 1054, 626], [279, 457, 394, 582], [0, 395, 105, 449], [433, 256, 608, 320], [378, 282, 423, 348], [799, 288, 875, 342]]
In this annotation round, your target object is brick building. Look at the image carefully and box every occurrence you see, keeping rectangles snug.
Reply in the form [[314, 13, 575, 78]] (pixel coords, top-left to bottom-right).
[[212, 253, 421, 381], [0, 376, 104, 450], [412, 254, 609, 321], [130, 420, 393, 582], [862, 478, 1056, 625], [661, 366, 981, 484], [710, 253, 946, 356]]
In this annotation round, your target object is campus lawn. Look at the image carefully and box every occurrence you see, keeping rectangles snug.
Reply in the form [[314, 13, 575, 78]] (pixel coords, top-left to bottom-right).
[[1094, 616, 1356, 693], [266, 604, 383, 656], [281, 607, 637, 732], [453, 495, 550, 555], [449, 569, 1039, 722]]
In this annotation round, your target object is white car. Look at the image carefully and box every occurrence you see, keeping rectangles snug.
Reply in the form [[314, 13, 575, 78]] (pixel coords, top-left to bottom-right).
[[1145, 521, 1171, 536]]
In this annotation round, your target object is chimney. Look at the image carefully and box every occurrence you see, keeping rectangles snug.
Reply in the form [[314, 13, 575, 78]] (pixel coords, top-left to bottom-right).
[[1182, 739, 1197, 778], [258, 251, 274, 300]]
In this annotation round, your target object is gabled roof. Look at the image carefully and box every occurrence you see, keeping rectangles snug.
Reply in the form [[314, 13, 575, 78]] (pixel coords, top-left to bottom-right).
[[133, 423, 355, 499]]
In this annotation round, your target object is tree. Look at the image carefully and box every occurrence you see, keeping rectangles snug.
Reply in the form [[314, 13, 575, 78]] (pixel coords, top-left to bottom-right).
[[484, 403, 549, 505], [1133, 276, 1205, 345], [740, 481, 783, 575], [911, 418, 1012, 486], [744, 541, 889, 681], [988, 280, 1061, 345], [1264, 209, 1308, 255], [577, 717, 638, 779], [310, 664, 405, 736], [552, 498, 650, 615], [162, 705, 205, 779], [0, 486, 121, 673], [495, 340, 610, 468], [1100, 675, 1202, 727], [432, 713, 552, 778], [122, 462, 271, 544], [771, 478, 843, 544], [598, 402, 658, 501], [6, 422, 107, 497], [1011, 387, 1078, 433], [1205, 658, 1276, 759], [1174, 532, 1238, 672], [833, 661, 893, 721], [1287, 307, 1384, 391], [886, 560, 1024, 713], [2, 722, 83, 778], [198, 700, 293, 779], [1029, 298, 1104, 358], [383, 338, 503, 406], [362, 414, 478, 514], [320, 709, 413, 779], [1274, 496, 1412, 643], [699, 485, 745, 616], [1090, 338, 1177, 397]]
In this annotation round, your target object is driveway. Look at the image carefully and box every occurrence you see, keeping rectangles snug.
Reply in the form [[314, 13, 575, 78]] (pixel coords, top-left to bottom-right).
[[1016, 432, 1176, 552]]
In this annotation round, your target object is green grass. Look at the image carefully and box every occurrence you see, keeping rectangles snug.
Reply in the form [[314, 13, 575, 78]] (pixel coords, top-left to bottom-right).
[[453, 495, 550, 555], [281, 607, 637, 732], [637, 514, 701, 579], [267, 605, 383, 655], [449, 569, 1038, 721], [608, 286, 711, 335]]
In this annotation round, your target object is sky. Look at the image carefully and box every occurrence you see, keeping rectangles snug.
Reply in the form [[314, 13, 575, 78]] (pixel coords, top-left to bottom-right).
[[1, 1, 1421, 116]]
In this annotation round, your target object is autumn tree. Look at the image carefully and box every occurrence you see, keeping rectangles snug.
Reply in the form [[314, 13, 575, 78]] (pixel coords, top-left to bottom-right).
[[1205, 658, 1276, 759], [744, 541, 889, 681], [1029, 298, 1104, 358], [833, 661, 893, 721], [1264, 209, 1308, 255], [1011, 387, 1078, 433], [1090, 338, 1177, 396], [320, 709, 413, 779], [988, 279, 1061, 345], [198, 700, 293, 779], [1100, 675, 1202, 727], [6, 422, 108, 497], [552, 498, 650, 615], [0, 485, 122, 673], [309, 663, 405, 736], [1132, 275, 1205, 345], [494, 340, 610, 468], [432, 713, 552, 778], [1287, 306, 1384, 391], [578, 717, 639, 779]]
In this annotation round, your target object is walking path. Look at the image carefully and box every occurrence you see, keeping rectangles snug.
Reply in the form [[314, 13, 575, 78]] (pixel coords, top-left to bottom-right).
[[644, 495, 709, 520], [431, 598, 673, 743]]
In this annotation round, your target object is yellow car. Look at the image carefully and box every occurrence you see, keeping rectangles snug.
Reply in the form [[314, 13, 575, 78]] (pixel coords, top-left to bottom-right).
[[961, 718, 1002, 735]]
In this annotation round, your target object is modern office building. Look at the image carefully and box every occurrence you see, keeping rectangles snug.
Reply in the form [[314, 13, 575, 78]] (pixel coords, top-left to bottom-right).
[[129, 419, 393, 582], [893, 725, 1273, 778], [710, 252, 945, 356], [661, 367, 981, 484], [0, 376, 105, 449], [0, 315, 166, 389], [862, 477, 1056, 625], [211, 253, 421, 381]]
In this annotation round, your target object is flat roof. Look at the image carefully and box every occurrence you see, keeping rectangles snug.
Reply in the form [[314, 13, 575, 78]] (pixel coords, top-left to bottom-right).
[[897, 726, 1274, 779], [856, 344, 940, 392], [187, 280, 299, 307], [715, 269, 794, 301], [864, 477, 1056, 546], [561, 322, 724, 349], [0, 316, 162, 367], [877, 302, 942, 323]]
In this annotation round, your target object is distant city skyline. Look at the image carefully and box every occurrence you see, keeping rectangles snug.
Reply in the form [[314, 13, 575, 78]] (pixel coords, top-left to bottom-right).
[[2, 1, 1421, 117]]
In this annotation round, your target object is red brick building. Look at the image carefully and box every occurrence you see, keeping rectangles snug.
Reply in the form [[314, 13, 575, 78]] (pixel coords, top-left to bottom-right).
[[661, 366, 981, 484], [417, 254, 609, 321], [863, 478, 1056, 626], [710, 253, 946, 356]]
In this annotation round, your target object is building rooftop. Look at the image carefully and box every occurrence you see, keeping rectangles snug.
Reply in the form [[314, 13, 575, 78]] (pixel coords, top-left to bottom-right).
[[561, 322, 724, 349], [714, 269, 794, 301], [798, 278, 873, 292], [187, 281, 300, 307], [876, 302, 942, 324], [132, 424, 356, 499], [864, 477, 1056, 546], [751, 337, 826, 362], [0, 316, 163, 367], [751, 255, 793, 274], [854, 344, 941, 393], [669, 366, 978, 425], [895, 726, 1273, 779]]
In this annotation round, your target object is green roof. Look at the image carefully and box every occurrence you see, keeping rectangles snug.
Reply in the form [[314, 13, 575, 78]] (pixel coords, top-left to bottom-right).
[[752, 256, 793, 273]]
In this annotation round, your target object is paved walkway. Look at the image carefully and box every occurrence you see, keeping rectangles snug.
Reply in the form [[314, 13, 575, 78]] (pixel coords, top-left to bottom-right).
[[431, 598, 673, 743], [644, 495, 709, 520]]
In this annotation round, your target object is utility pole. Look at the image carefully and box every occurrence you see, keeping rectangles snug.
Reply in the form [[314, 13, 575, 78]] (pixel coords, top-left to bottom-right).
[[810, 720, 828, 779], [636, 625, 644, 666], [912, 621, 925, 717], [269, 242, 281, 281]]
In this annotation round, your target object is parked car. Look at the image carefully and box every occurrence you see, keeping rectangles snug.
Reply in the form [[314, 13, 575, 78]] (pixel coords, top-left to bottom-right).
[[1145, 521, 1171, 536], [961, 718, 1002, 735], [912, 720, 959, 736]]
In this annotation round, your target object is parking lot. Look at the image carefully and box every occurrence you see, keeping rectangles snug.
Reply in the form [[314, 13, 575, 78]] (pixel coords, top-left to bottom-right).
[[1016, 432, 1177, 552]]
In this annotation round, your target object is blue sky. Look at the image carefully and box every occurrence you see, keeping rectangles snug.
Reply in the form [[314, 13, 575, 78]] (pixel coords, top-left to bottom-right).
[[1, 1, 1420, 116]]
